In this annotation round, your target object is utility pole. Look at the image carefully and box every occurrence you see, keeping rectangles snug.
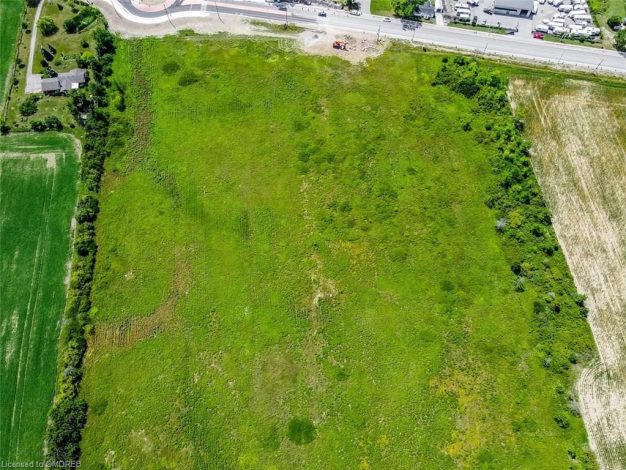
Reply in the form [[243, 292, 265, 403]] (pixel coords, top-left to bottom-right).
[[164, 1, 176, 30], [595, 58, 604, 71], [215, 0, 224, 23]]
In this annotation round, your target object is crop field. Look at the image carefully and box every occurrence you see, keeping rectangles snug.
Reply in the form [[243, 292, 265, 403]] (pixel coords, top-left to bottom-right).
[[510, 78, 626, 470], [0, 0, 22, 106], [0, 133, 78, 462], [81, 37, 595, 469]]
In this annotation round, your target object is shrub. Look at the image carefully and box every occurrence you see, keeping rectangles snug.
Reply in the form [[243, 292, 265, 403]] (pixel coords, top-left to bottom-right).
[[26, 0, 41, 7], [607, 15, 623, 30], [64, 7, 100, 34], [287, 417, 316, 445], [76, 195, 99, 223], [41, 46, 54, 61], [554, 415, 570, 429], [47, 398, 88, 462], [178, 70, 200, 87], [30, 120, 47, 132], [44, 115, 63, 130], [616, 29, 626, 51], [39, 17, 59, 37], [162, 61, 180, 75], [20, 95, 39, 116]]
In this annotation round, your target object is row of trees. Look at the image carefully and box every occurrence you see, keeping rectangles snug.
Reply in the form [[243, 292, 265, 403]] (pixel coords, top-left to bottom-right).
[[45, 27, 116, 464], [434, 57, 596, 461]]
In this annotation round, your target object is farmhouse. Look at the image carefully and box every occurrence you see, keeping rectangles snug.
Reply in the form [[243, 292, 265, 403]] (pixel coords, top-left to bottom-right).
[[41, 68, 87, 95], [493, 0, 534, 16]]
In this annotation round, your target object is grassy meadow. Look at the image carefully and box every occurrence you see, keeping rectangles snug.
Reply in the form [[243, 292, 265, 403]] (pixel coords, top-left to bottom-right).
[[0, 133, 78, 462], [0, 0, 23, 106], [81, 37, 595, 468], [370, 0, 394, 15]]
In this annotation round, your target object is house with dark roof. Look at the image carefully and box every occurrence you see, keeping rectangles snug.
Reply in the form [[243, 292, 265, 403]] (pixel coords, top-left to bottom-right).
[[41, 69, 87, 95], [415, 3, 436, 18]]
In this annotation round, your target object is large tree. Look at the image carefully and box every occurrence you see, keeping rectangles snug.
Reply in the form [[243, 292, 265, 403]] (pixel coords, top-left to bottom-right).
[[39, 16, 58, 37], [392, 0, 424, 18]]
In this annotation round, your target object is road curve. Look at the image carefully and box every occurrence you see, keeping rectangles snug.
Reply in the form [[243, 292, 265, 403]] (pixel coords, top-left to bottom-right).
[[99, 0, 626, 76]]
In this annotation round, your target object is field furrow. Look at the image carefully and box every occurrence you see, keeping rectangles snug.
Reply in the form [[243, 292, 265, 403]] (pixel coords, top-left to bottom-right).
[[510, 78, 626, 469], [0, 134, 78, 463]]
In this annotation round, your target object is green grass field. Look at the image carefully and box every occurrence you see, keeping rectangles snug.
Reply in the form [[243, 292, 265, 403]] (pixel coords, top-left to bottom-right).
[[0, 133, 78, 463], [0, 0, 23, 106], [370, 0, 394, 15], [81, 37, 595, 468]]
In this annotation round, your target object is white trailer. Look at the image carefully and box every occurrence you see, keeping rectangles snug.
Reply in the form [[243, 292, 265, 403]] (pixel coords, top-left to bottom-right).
[[558, 4, 573, 12], [553, 25, 568, 34], [535, 23, 550, 32]]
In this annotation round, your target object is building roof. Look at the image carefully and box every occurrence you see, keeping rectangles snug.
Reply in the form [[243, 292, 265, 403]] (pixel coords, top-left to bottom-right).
[[418, 3, 436, 14], [494, 0, 534, 10], [41, 78, 61, 92], [40, 68, 87, 93]]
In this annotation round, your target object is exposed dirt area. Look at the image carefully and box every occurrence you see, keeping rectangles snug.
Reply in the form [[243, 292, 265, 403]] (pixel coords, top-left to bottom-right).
[[91, 0, 385, 63], [510, 78, 626, 469]]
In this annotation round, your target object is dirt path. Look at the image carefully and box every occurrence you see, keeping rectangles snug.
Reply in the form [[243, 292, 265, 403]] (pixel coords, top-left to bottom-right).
[[510, 79, 626, 469], [25, 0, 45, 93]]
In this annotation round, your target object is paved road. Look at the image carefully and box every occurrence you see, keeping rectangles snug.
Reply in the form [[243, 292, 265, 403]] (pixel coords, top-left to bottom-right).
[[105, 0, 626, 76]]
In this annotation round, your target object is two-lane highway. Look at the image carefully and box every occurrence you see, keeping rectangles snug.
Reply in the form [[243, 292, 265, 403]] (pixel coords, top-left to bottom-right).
[[103, 0, 626, 76]]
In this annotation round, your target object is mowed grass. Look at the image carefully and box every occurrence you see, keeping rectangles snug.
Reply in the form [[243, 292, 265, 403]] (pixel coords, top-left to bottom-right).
[[0, 0, 22, 105], [81, 37, 593, 469], [0, 133, 78, 462], [370, 0, 394, 15]]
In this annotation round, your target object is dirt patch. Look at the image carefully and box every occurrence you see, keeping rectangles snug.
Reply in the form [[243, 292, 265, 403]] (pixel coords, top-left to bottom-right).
[[510, 78, 626, 469], [91, 248, 192, 348], [299, 28, 386, 64]]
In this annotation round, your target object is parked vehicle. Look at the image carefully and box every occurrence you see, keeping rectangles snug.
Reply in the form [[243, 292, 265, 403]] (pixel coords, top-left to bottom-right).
[[318, 10, 327, 16], [558, 4, 573, 12], [533, 32, 545, 39], [535, 23, 550, 33], [384, 17, 391, 21], [457, 12, 471, 21]]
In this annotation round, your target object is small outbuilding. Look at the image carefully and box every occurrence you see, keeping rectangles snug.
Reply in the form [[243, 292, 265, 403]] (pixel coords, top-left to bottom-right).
[[415, 3, 436, 18], [493, 0, 534, 16], [41, 68, 87, 95]]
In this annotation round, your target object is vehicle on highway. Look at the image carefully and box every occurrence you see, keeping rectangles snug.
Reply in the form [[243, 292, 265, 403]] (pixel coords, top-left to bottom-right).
[[318, 10, 327, 16], [349, 9, 361, 15], [278, 4, 287, 9], [384, 17, 391, 21], [533, 31, 545, 39]]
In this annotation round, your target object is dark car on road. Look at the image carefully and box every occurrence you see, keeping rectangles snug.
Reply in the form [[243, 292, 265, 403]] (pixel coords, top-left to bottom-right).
[[318, 10, 327, 16]]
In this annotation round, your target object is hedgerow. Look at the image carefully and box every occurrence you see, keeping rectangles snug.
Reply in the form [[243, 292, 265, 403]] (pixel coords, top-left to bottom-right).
[[435, 55, 596, 449], [45, 26, 116, 464]]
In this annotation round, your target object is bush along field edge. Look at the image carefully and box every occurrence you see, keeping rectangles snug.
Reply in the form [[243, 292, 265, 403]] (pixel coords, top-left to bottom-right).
[[43, 27, 116, 464], [434, 56, 598, 466]]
